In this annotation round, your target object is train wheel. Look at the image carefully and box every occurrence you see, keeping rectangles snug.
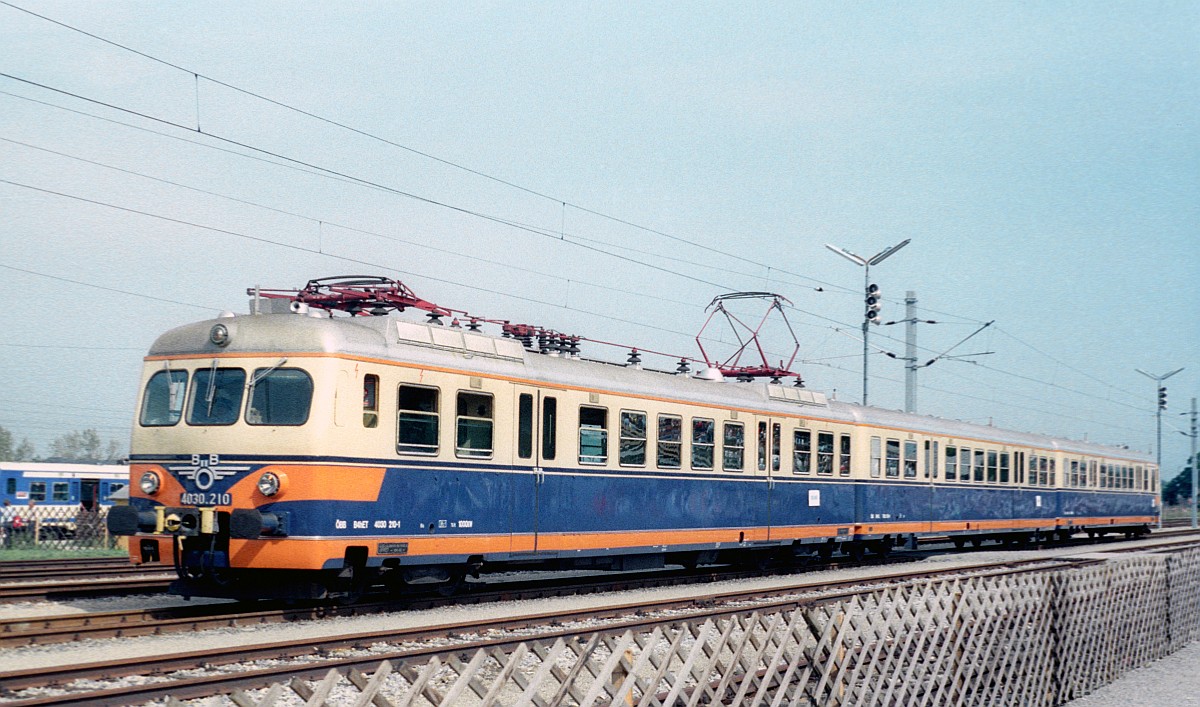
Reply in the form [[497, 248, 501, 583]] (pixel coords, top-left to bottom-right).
[[952, 538, 966, 550]]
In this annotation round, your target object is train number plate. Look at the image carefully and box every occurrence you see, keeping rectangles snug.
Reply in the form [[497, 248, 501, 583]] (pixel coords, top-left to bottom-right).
[[180, 492, 232, 506]]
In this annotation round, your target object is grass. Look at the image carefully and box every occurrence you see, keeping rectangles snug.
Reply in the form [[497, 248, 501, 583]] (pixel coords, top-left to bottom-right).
[[0, 546, 127, 561]]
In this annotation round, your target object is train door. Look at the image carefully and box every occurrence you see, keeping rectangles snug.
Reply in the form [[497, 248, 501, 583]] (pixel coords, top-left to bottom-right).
[[759, 419, 782, 540], [513, 386, 556, 552], [80, 480, 99, 510]]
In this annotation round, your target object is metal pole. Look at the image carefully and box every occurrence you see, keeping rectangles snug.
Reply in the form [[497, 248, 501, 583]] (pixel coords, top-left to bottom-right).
[[904, 291, 917, 413], [862, 267, 870, 407], [1137, 367, 1184, 530], [1190, 397, 1198, 529]]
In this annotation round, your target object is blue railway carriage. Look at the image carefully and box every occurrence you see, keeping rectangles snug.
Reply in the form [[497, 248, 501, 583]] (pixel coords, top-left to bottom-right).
[[1, 462, 128, 538], [107, 308, 1158, 600], [1, 462, 128, 509]]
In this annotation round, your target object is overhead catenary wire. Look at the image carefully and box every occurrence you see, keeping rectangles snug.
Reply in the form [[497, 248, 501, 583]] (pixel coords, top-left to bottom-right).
[[0, 19, 1166, 446]]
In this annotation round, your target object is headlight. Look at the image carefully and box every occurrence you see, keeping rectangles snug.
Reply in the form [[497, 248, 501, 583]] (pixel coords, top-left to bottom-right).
[[139, 471, 161, 495], [257, 471, 282, 497], [210, 323, 230, 346]]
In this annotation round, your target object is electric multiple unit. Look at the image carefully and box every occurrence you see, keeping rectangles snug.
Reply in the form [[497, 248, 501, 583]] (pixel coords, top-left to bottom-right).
[[108, 280, 1158, 600]]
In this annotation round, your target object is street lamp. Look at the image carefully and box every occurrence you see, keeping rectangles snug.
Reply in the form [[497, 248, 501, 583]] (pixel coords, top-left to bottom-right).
[[1137, 367, 1183, 527], [825, 239, 910, 406]]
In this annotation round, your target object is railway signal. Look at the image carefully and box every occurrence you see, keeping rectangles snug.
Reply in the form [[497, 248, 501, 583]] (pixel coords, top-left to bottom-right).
[[1159, 386, 1168, 411], [865, 284, 882, 325]]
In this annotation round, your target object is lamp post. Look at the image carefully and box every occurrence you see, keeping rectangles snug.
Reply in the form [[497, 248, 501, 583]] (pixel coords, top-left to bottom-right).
[[1137, 367, 1183, 527], [825, 239, 910, 407]]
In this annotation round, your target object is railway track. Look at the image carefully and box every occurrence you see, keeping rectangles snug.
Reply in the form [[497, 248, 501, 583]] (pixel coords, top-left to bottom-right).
[[0, 552, 1121, 706], [0, 556, 153, 581]]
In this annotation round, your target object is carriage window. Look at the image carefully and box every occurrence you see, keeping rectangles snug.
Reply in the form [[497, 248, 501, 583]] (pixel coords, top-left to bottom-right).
[[29, 482, 46, 502], [658, 415, 682, 469], [1000, 453, 1010, 484], [930, 441, 939, 478], [724, 422, 745, 471], [518, 394, 534, 459], [52, 482, 69, 502], [962, 447, 973, 481], [140, 369, 187, 426], [871, 436, 882, 478], [397, 385, 439, 455], [619, 411, 647, 467], [247, 368, 313, 426], [945, 446, 957, 481], [692, 418, 715, 470], [885, 439, 900, 478], [793, 430, 811, 474], [757, 422, 768, 471], [973, 449, 985, 482], [817, 432, 835, 475], [4, 478, 14, 495], [771, 424, 782, 472], [363, 375, 379, 428], [904, 441, 918, 478], [1050, 459, 1057, 487], [188, 367, 246, 426], [839, 435, 852, 476], [1039, 457, 1049, 486], [542, 397, 558, 460], [579, 406, 608, 465], [1030, 455, 1039, 486], [987, 451, 998, 483], [455, 391, 494, 458]]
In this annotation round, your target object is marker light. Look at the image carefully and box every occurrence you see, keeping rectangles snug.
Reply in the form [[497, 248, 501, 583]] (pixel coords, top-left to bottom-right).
[[257, 471, 282, 497], [139, 471, 161, 495]]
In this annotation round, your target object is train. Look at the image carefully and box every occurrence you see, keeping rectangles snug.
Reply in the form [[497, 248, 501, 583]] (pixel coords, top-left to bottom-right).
[[1, 462, 128, 510], [2, 462, 128, 538], [107, 277, 1158, 600]]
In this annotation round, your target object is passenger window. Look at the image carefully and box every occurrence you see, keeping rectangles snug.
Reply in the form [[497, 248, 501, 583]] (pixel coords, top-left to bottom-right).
[[397, 385, 439, 455], [973, 449, 985, 482], [1050, 459, 1057, 487], [931, 441, 939, 478], [945, 446, 957, 481], [723, 422, 745, 471], [960, 447, 972, 481], [986, 451, 998, 483], [839, 434, 851, 476], [658, 415, 682, 468], [1039, 457, 1049, 486], [542, 397, 557, 460], [870, 436, 882, 478], [619, 411, 647, 466], [817, 432, 835, 475], [757, 422, 768, 471], [455, 391, 494, 458], [579, 406, 608, 465], [771, 424, 781, 472], [1030, 455, 1038, 486], [247, 368, 314, 426], [52, 482, 69, 502], [903, 441, 918, 478], [140, 369, 187, 426], [518, 394, 533, 459], [4, 478, 14, 495], [793, 430, 811, 474], [1000, 453, 1010, 484], [188, 367, 246, 426], [363, 374, 379, 428], [885, 439, 900, 478], [30, 482, 46, 502], [692, 418, 715, 470]]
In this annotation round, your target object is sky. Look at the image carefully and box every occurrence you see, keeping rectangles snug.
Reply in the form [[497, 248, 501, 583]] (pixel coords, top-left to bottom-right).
[[1, 1, 1197, 477]]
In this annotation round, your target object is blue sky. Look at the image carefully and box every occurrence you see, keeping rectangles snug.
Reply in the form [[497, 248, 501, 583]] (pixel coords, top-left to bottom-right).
[[1, 1, 1197, 475]]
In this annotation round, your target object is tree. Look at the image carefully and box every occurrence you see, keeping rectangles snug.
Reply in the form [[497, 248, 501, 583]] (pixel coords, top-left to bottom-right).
[[0, 426, 36, 462], [1163, 459, 1197, 506], [47, 429, 124, 462]]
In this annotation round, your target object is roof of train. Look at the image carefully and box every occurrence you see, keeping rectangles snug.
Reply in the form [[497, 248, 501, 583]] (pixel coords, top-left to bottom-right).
[[148, 311, 1154, 464]]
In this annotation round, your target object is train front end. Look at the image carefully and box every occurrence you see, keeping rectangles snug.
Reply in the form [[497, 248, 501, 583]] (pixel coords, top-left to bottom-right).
[[107, 310, 389, 600]]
